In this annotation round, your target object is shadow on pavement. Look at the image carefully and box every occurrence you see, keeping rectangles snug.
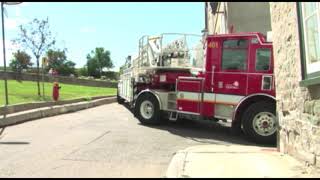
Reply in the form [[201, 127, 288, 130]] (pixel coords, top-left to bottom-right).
[[121, 102, 275, 148], [146, 120, 275, 148], [0, 141, 30, 145]]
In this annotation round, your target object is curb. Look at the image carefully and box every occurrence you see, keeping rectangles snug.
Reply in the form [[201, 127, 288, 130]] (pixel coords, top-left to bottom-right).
[[164, 145, 317, 178], [165, 145, 280, 178], [165, 151, 187, 178], [0, 96, 116, 128]]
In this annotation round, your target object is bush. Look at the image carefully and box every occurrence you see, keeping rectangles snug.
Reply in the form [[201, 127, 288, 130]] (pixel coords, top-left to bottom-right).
[[100, 75, 107, 80], [101, 71, 119, 81], [78, 66, 88, 77], [26, 67, 39, 74], [78, 76, 87, 79]]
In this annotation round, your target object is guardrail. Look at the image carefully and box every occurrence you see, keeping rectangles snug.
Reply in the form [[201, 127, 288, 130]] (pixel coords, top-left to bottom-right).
[[0, 71, 118, 88], [0, 95, 114, 116]]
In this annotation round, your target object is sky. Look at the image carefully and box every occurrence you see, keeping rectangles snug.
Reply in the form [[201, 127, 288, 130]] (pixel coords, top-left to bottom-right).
[[0, 2, 204, 71]]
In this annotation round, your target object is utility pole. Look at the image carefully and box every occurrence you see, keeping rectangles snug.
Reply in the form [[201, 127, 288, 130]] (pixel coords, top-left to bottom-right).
[[42, 57, 48, 100], [1, 2, 9, 105], [1, 2, 23, 105], [42, 58, 45, 100], [1, 1, 23, 137]]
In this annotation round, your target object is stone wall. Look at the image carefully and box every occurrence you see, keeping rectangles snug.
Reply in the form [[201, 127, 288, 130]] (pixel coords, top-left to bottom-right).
[[0, 71, 117, 88], [270, 2, 320, 167], [228, 2, 272, 35]]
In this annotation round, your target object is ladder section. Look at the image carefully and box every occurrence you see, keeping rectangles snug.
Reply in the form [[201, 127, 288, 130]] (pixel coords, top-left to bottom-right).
[[169, 111, 178, 121], [168, 91, 178, 121], [167, 92, 177, 111]]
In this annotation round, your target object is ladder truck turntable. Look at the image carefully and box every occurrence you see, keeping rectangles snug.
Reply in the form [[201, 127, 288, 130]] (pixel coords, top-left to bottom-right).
[[118, 32, 276, 144]]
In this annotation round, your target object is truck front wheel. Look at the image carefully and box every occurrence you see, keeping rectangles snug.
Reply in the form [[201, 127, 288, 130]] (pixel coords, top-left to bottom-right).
[[242, 101, 277, 144], [135, 94, 161, 125]]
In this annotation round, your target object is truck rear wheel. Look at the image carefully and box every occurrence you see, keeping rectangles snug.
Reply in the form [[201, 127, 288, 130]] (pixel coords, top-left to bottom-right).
[[242, 101, 277, 144], [135, 94, 161, 125]]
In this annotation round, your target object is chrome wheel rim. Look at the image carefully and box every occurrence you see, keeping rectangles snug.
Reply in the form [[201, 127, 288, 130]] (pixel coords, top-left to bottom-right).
[[252, 112, 277, 136], [140, 100, 154, 119]]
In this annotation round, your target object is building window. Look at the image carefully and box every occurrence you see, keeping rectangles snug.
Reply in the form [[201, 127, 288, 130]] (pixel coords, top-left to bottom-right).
[[221, 39, 248, 71], [298, 2, 320, 86]]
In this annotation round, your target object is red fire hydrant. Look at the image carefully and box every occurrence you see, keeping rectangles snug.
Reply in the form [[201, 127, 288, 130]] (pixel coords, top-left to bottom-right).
[[52, 82, 61, 101]]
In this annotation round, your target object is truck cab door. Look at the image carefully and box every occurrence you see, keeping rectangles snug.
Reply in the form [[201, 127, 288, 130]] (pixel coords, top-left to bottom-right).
[[201, 37, 249, 119], [247, 39, 274, 96], [214, 38, 249, 96]]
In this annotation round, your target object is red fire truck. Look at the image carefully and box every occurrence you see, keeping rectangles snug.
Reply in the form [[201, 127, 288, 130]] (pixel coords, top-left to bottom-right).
[[118, 32, 276, 144]]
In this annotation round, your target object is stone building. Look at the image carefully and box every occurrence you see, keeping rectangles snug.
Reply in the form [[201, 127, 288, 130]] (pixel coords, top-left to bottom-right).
[[203, 2, 272, 35], [204, 1, 320, 168], [270, 2, 320, 167]]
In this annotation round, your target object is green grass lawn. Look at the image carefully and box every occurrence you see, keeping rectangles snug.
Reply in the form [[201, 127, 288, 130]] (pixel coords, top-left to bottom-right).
[[0, 80, 117, 106]]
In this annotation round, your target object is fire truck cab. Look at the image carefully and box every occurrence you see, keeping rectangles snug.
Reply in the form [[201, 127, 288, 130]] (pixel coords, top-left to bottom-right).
[[118, 32, 277, 144]]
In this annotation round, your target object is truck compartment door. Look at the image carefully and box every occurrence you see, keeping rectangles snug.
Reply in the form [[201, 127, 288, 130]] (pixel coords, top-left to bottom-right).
[[176, 77, 204, 115]]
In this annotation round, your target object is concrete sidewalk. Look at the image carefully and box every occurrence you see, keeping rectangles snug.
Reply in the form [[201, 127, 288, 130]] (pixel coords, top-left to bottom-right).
[[166, 144, 319, 178]]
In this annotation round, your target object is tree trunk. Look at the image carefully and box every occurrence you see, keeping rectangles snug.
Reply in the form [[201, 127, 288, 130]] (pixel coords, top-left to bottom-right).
[[17, 70, 22, 82], [36, 57, 41, 96]]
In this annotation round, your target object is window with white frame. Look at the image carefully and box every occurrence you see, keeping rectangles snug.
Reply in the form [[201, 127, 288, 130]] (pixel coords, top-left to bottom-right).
[[300, 2, 320, 78]]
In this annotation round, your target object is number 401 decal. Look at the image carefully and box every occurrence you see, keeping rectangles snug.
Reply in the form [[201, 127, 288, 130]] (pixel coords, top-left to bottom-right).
[[208, 41, 218, 48]]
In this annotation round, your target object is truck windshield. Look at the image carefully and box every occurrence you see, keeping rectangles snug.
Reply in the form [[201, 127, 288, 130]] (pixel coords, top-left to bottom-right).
[[221, 39, 248, 71]]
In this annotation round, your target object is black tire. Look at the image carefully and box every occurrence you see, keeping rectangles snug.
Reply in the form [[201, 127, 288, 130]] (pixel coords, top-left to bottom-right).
[[242, 101, 277, 144], [134, 93, 161, 125], [230, 121, 243, 136]]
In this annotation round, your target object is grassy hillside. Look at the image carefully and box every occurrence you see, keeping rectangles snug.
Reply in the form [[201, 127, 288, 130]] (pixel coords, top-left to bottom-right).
[[0, 80, 116, 105]]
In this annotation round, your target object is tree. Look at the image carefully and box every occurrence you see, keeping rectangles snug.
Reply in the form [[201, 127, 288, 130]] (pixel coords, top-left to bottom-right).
[[9, 50, 33, 74], [119, 65, 125, 74], [9, 50, 33, 81], [86, 56, 99, 78], [13, 17, 56, 96], [78, 66, 88, 77], [86, 47, 113, 78], [45, 49, 76, 76], [61, 61, 76, 76]]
